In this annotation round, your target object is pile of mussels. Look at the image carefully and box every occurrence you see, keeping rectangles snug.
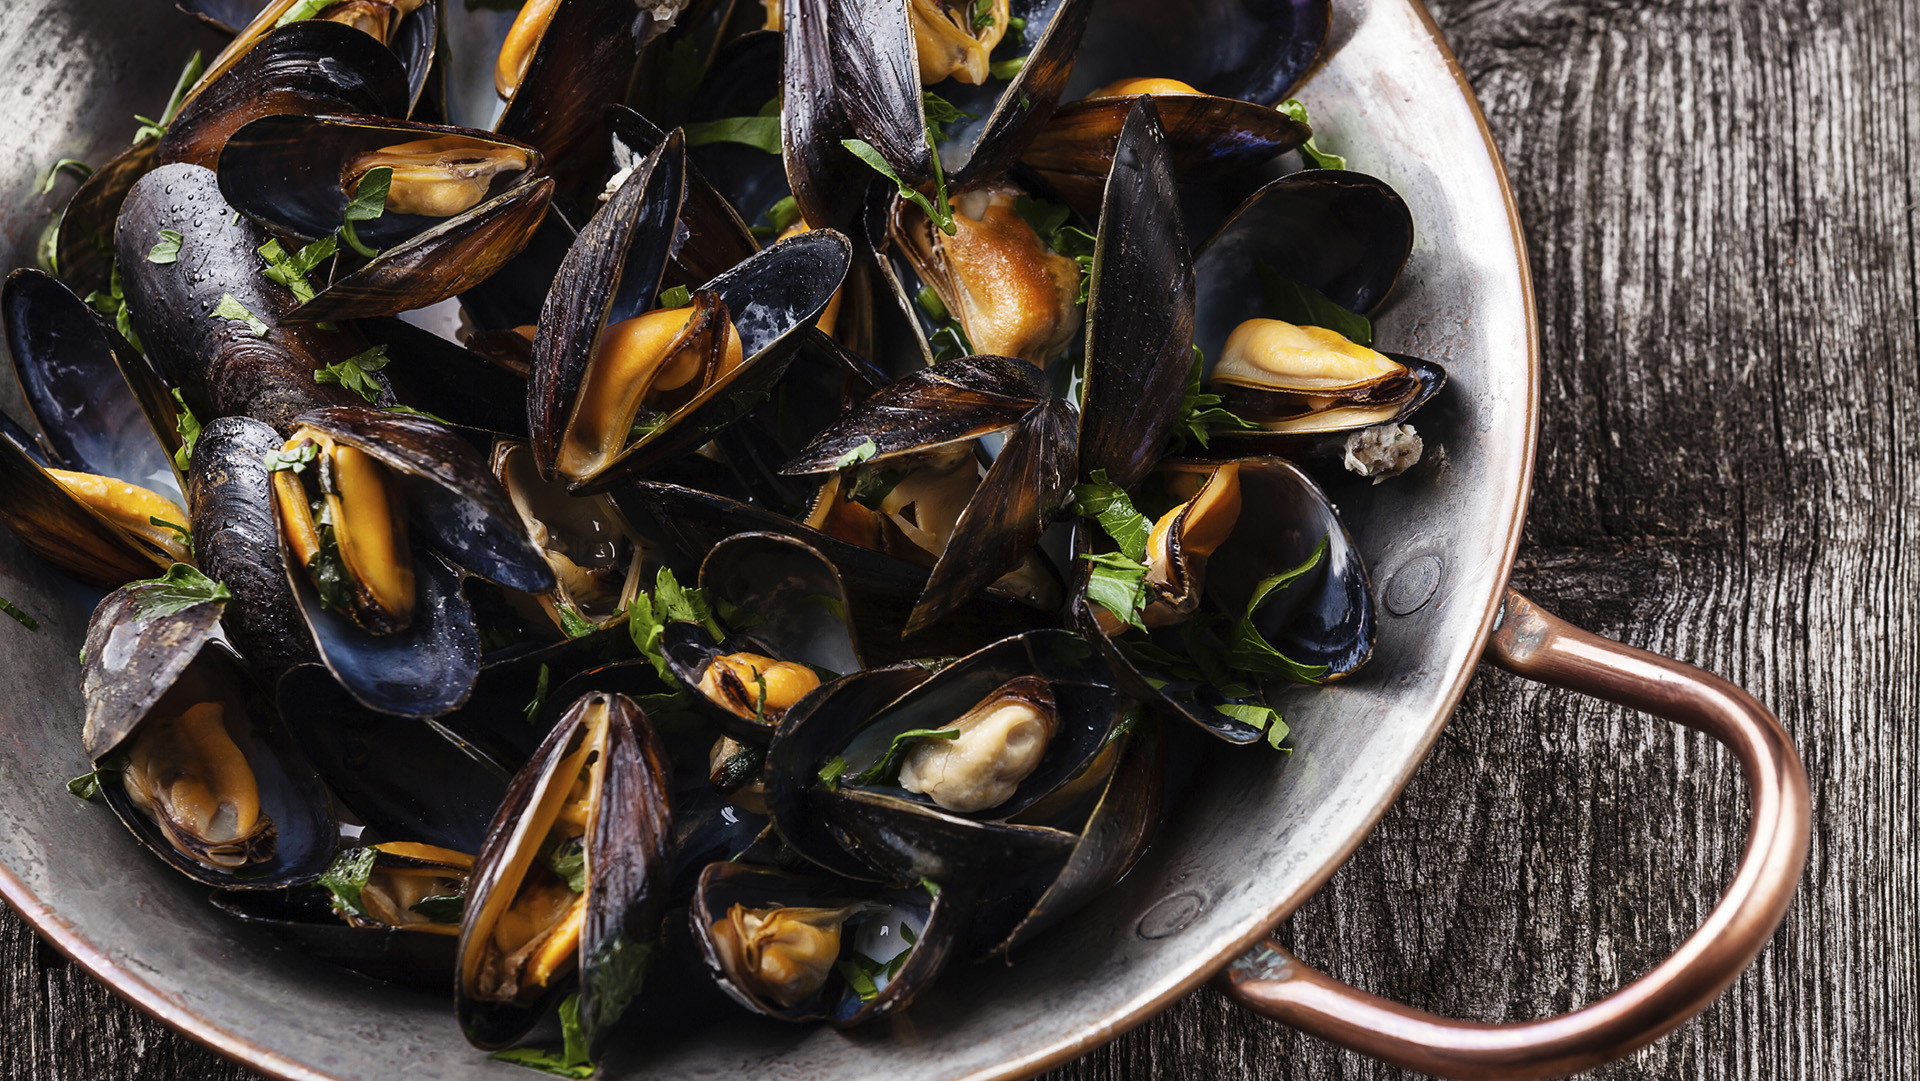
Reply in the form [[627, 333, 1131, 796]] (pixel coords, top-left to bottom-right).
[[3, 0, 1444, 1066]]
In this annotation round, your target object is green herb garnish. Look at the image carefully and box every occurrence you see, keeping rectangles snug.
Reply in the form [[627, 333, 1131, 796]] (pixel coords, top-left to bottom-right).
[[318, 846, 379, 918], [1011, 195, 1095, 303], [1256, 262, 1372, 345], [842, 137, 954, 236], [683, 98, 782, 154], [1171, 346, 1259, 451], [833, 438, 879, 469], [65, 767, 113, 799], [312, 345, 391, 402], [83, 260, 142, 353], [259, 235, 337, 304], [130, 51, 204, 146], [212, 293, 267, 337], [39, 159, 93, 194], [547, 836, 588, 894], [0, 596, 39, 631], [146, 229, 182, 265], [848, 727, 962, 787], [524, 663, 550, 725], [169, 388, 202, 472], [127, 564, 231, 620], [339, 166, 392, 259], [1079, 551, 1150, 632], [1221, 537, 1333, 684], [262, 442, 319, 474], [657, 284, 692, 309], [1276, 98, 1347, 170], [409, 894, 465, 923], [922, 92, 978, 144]]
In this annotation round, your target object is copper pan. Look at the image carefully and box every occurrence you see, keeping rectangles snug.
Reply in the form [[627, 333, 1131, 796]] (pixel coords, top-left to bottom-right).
[[0, 0, 1805, 1077]]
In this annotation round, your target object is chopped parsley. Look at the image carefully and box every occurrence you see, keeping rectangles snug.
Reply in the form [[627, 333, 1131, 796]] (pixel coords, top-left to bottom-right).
[[833, 439, 879, 469], [1080, 551, 1150, 632], [39, 159, 92, 195], [683, 98, 782, 154], [1277, 98, 1348, 170], [130, 51, 204, 146], [312, 345, 391, 402], [339, 166, 392, 259], [842, 135, 955, 236], [1170, 346, 1259, 451], [262, 442, 319, 474], [126, 564, 231, 620], [169, 389, 202, 472], [83, 260, 143, 353], [1012, 195, 1094, 303], [524, 663, 550, 725], [848, 727, 961, 787], [146, 229, 182, 265], [922, 92, 977, 144], [212, 293, 267, 337], [259, 235, 337, 304], [0, 596, 38, 630], [1256, 262, 1372, 345], [318, 846, 379, 918], [657, 284, 692, 309], [626, 567, 723, 683], [750, 195, 804, 240]]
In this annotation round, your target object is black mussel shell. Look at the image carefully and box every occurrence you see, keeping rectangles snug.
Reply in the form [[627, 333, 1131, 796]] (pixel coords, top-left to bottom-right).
[[459, 205, 578, 334], [283, 175, 556, 324], [55, 141, 157, 300], [163, 20, 411, 169], [189, 416, 318, 674], [692, 862, 961, 1027], [211, 886, 459, 990], [1063, 0, 1329, 107], [712, 329, 888, 516], [663, 531, 863, 743], [5, 270, 182, 497], [115, 163, 372, 430], [1023, 91, 1309, 219], [617, 482, 1053, 661], [457, 691, 673, 1055], [353, 318, 531, 439], [219, 113, 540, 247], [428, 627, 641, 776], [764, 663, 933, 881], [289, 406, 552, 592], [81, 588, 336, 889], [932, 0, 1095, 186], [277, 664, 507, 853], [779, 353, 1049, 472], [177, 0, 270, 36], [1077, 97, 1195, 490], [0, 414, 173, 587], [780, 0, 860, 232], [606, 104, 759, 288], [287, 544, 482, 718]]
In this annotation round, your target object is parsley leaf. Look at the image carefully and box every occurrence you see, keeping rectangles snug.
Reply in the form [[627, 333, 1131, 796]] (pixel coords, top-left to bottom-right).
[[657, 284, 692, 309], [1171, 346, 1259, 451], [169, 388, 201, 472], [1255, 262, 1372, 345], [146, 229, 182, 265], [212, 293, 267, 337], [259, 235, 336, 304], [276, 0, 346, 26], [409, 894, 465, 923], [1276, 98, 1347, 170], [40, 159, 93, 194], [491, 992, 594, 1077], [65, 767, 114, 799], [833, 439, 879, 469], [750, 195, 805, 240], [127, 564, 231, 620], [1213, 702, 1292, 749], [683, 98, 783, 154], [1070, 470, 1151, 562], [1080, 551, 1150, 632], [1222, 537, 1334, 684], [989, 56, 1025, 80], [836, 957, 882, 1002], [524, 663, 550, 725], [546, 836, 587, 894], [339, 166, 392, 259], [262, 442, 318, 474], [848, 727, 961, 787], [83, 260, 143, 353], [842, 137, 955, 236], [0, 596, 39, 630], [626, 567, 724, 681], [312, 345, 390, 402], [318, 846, 379, 918], [818, 756, 848, 788], [557, 604, 597, 638]]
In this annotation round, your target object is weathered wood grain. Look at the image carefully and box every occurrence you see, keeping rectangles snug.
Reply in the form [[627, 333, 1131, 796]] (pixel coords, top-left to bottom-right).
[[0, 0, 1899, 1077]]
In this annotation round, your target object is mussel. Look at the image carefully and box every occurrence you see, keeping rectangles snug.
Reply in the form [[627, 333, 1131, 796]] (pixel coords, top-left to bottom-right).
[[458, 691, 672, 1055], [79, 573, 335, 887]]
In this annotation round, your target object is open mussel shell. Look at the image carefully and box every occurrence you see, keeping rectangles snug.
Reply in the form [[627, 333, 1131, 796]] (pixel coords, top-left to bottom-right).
[[281, 174, 556, 324], [184, 0, 435, 119], [1077, 96, 1195, 489], [0, 272, 188, 587], [219, 114, 540, 246], [692, 863, 961, 1027], [1204, 353, 1448, 459], [353, 318, 531, 439], [5, 270, 183, 497], [277, 664, 508, 853], [54, 141, 157, 299], [290, 407, 553, 592], [1063, 0, 1329, 107], [663, 532, 862, 743], [634, 32, 787, 238], [80, 586, 336, 889], [764, 663, 933, 881], [188, 417, 318, 675], [1070, 457, 1374, 742], [116, 163, 371, 430], [1023, 92, 1310, 219], [211, 872, 460, 991], [163, 20, 412, 170], [286, 545, 481, 718], [618, 482, 1052, 662], [491, 441, 653, 635], [426, 627, 641, 776], [457, 691, 673, 1055]]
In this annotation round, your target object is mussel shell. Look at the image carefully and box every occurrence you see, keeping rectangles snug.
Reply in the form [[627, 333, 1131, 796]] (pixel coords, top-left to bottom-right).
[[493, 0, 647, 205], [457, 204, 579, 333], [288, 406, 552, 592], [778, 353, 1048, 473], [529, 131, 685, 479], [276, 664, 508, 853], [606, 104, 759, 288], [780, 0, 860, 232], [827, 0, 931, 185], [54, 141, 157, 300], [218, 113, 540, 247], [427, 627, 641, 776], [617, 482, 1053, 661], [0, 419, 176, 588], [663, 531, 863, 743], [81, 591, 336, 889], [115, 163, 369, 429], [162, 20, 412, 169], [1077, 96, 1195, 489], [825, 629, 1119, 822], [933, 0, 1095, 185], [285, 546, 481, 718], [282, 175, 556, 324], [1205, 354, 1449, 454], [4, 269, 182, 500], [189, 416, 319, 675], [691, 863, 961, 1027], [210, 887, 458, 990], [764, 663, 932, 880], [1192, 169, 1415, 367], [1063, 0, 1330, 106], [176, 0, 272, 37], [457, 691, 673, 1054], [1022, 92, 1310, 218]]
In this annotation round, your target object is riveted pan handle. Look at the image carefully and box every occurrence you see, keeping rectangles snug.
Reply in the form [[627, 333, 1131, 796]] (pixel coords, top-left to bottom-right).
[[1219, 589, 1810, 1081]]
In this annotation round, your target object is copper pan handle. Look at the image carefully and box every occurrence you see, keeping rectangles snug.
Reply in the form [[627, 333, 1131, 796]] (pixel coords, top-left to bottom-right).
[[1220, 588, 1810, 1080]]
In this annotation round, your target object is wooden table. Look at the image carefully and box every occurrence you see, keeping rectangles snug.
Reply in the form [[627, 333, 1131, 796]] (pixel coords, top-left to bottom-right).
[[0, 0, 1883, 1076]]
